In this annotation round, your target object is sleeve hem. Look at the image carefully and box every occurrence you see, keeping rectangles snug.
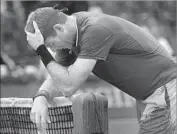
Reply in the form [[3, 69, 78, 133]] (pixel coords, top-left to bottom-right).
[[78, 55, 106, 61]]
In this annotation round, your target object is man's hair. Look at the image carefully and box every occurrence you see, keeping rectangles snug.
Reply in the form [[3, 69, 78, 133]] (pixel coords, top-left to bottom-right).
[[25, 7, 67, 39]]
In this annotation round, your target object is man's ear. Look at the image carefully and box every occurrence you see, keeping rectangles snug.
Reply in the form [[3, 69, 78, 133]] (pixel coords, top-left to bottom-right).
[[53, 24, 64, 33]]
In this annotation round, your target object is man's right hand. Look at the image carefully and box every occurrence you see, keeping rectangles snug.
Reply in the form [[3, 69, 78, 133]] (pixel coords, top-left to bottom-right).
[[30, 96, 51, 133]]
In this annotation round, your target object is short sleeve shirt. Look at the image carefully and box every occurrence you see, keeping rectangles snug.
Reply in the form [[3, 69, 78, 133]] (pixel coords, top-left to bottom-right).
[[74, 12, 176, 100]]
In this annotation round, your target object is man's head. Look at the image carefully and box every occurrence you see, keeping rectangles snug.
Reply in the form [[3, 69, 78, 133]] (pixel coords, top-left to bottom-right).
[[25, 7, 77, 52]]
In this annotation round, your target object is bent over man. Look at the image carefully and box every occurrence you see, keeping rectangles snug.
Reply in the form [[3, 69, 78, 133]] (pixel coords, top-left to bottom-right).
[[25, 6, 176, 134]]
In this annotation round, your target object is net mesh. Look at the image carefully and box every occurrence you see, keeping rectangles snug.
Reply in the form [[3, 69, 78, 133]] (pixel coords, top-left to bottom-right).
[[0, 98, 73, 134], [0, 94, 108, 134]]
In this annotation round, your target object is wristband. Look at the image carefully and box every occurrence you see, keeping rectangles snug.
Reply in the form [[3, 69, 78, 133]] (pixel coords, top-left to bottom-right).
[[36, 45, 55, 66], [33, 90, 50, 102]]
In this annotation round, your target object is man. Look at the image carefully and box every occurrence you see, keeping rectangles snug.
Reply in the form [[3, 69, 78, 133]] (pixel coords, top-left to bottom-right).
[[25, 6, 176, 134]]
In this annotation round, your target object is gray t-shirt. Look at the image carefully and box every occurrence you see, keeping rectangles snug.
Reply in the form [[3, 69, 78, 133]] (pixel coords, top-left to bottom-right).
[[71, 12, 176, 100]]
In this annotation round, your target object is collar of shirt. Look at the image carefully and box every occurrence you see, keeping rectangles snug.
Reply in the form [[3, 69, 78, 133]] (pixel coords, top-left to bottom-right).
[[74, 15, 79, 47], [71, 15, 80, 56]]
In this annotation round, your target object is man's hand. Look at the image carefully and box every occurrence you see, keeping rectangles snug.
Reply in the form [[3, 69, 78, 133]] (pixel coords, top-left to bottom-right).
[[30, 96, 51, 133], [25, 21, 44, 50]]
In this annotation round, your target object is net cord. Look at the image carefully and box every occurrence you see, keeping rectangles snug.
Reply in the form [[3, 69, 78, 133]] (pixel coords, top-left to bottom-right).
[[0, 97, 72, 107]]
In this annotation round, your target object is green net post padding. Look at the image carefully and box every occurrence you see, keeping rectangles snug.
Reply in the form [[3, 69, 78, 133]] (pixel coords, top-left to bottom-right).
[[72, 93, 108, 134]]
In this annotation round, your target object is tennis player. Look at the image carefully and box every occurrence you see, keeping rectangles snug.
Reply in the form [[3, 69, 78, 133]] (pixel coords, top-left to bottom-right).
[[25, 6, 176, 134]]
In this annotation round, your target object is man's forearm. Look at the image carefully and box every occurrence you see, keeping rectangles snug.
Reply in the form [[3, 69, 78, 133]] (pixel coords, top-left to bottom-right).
[[37, 47, 74, 97], [46, 61, 77, 97], [45, 58, 96, 97], [38, 76, 63, 99], [34, 45, 96, 97]]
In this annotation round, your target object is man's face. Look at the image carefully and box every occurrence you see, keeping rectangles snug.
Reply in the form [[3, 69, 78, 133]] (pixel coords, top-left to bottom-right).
[[44, 23, 74, 52]]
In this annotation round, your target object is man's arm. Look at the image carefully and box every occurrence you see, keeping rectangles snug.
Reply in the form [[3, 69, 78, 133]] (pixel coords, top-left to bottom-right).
[[37, 48, 70, 99], [38, 75, 63, 99], [25, 21, 97, 97], [46, 58, 97, 97]]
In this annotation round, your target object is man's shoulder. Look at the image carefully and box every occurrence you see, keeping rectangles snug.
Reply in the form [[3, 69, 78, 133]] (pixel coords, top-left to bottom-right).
[[77, 12, 123, 32], [73, 11, 92, 18], [74, 11, 110, 24]]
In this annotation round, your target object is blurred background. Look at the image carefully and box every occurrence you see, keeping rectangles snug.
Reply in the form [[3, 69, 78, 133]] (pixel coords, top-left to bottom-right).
[[1, 1, 176, 134]]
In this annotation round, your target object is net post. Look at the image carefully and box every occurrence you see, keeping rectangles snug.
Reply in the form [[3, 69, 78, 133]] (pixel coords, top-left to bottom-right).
[[72, 93, 108, 134]]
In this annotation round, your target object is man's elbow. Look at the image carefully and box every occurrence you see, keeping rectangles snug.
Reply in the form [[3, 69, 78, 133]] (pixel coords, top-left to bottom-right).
[[63, 86, 78, 97]]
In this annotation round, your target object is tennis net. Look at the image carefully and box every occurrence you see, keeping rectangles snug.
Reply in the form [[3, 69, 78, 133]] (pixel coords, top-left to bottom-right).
[[0, 93, 108, 134]]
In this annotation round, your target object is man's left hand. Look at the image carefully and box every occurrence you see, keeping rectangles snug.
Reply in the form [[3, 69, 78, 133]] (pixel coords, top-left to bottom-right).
[[25, 21, 44, 50]]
